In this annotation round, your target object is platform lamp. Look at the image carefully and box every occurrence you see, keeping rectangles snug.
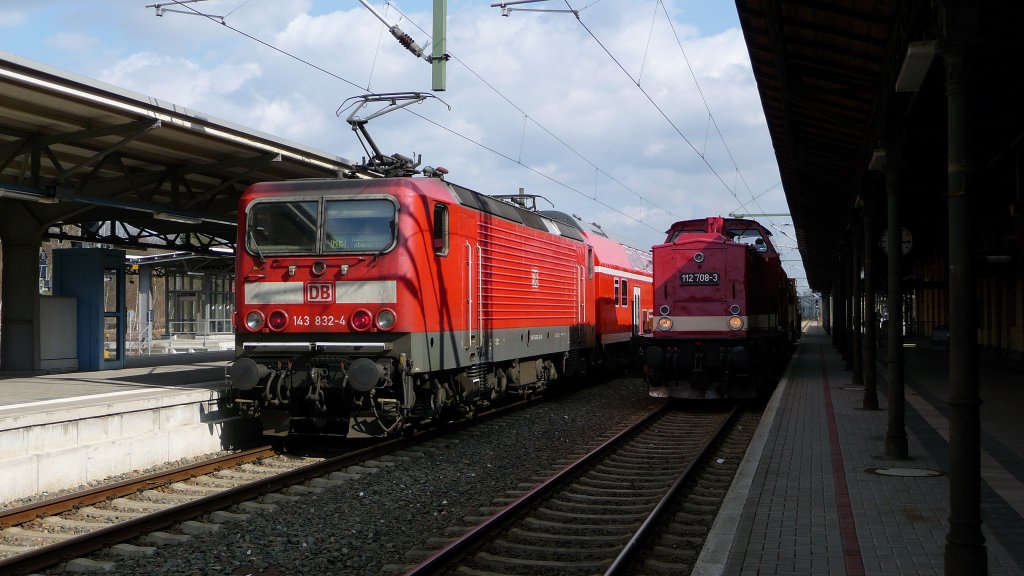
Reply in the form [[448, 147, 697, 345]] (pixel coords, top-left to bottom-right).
[[868, 148, 887, 171], [0, 186, 59, 203], [895, 41, 937, 93], [152, 211, 203, 225]]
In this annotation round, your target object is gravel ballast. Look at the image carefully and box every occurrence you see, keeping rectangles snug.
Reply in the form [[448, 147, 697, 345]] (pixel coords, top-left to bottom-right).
[[91, 377, 661, 575]]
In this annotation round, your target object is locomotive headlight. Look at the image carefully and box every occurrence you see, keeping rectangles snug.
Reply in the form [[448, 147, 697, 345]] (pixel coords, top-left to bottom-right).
[[351, 308, 373, 331], [311, 260, 327, 276], [659, 304, 671, 316], [268, 310, 288, 331], [245, 310, 265, 331], [728, 315, 744, 330], [657, 317, 674, 331], [376, 308, 397, 331], [693, 252, 705, 263], [730, 304, 741, 315]]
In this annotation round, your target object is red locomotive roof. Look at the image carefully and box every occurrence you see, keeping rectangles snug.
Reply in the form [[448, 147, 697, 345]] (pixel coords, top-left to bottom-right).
[[661, 216, 778, 257]]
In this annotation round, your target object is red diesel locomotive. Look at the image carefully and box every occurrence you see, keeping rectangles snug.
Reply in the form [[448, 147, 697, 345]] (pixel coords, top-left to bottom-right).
[[636, 216, 798, 400], [228, 173, 652, 436]]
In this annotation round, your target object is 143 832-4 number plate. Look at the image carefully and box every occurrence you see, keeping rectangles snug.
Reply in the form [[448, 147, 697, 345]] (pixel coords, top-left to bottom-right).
[[679, 272, 720, 285]]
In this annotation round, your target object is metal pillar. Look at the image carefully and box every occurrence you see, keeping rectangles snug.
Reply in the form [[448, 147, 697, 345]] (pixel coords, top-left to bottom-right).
[[942, 20, 988, 573], [851, 226, 864, 386], [885, 147, 908, 459], [862, 195, 879, 409], [822, 292, 832, 334]]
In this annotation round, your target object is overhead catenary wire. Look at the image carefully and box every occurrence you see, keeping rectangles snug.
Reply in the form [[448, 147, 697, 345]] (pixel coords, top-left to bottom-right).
[[562, 0, 749, 213], [153, 0, 796, 256], [151, 0, 682, 242], [379, 1, 683, 223]]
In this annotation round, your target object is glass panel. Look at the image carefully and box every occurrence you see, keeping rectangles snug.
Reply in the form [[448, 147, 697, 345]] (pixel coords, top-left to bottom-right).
[[248, 200, 319, 254], [323, 198, 396, 253], [613, 278, 620, 307], [621, 279, 628, 306], [103, 269, 118, 313], [726, 228, 766, 250], [433, 203, 449, 255], [104, 316, 119, 360]]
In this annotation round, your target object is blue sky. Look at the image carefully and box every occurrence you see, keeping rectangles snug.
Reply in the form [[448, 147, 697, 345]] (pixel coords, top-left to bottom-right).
[[0, 0, 805, 289]]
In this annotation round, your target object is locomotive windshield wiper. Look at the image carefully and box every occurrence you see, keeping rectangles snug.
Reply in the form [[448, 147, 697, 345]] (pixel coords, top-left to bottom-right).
[[247, 227, 266, 265], [371, 220, 397, 262]]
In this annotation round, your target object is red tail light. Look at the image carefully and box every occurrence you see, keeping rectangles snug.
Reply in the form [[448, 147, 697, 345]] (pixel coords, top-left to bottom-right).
[[351, 309, 373, 331], [268, 310, 288, 331]]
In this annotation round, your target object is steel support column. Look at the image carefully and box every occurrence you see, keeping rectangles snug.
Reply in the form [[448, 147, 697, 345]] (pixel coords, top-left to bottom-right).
[[885, 147, 908, 459], [851, 225, 864, 386], [942, 17, 988, 573], [862, 195, 879, 410], [822, 292, 831, 334]]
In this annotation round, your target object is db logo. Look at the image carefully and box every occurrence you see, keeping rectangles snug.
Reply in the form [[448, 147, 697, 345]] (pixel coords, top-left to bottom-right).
[[305, 282, 334, 303]]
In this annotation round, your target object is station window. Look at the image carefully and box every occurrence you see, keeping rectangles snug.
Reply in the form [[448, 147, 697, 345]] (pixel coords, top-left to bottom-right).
[[613, 278, 620, 307], [433, 203, 449, 256]]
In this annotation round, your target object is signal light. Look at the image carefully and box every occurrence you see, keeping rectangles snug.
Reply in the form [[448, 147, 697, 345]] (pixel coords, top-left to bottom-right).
[[351, 309, 373, 331], [268, 310, 288, 331], [376, 308, 397, 331], [657, 317, 673, 331], [245, 310, 265, 332], [728, 316, 744, 330]]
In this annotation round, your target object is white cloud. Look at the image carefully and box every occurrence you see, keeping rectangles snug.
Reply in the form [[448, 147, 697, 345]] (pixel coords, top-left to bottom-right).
[[99, 52, 261, 109], [0, 10, 25, 28], [0, 1, 784, 255]]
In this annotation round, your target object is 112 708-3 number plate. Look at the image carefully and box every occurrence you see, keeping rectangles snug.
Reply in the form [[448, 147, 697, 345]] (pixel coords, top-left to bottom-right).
[[679, 272, 720, 285]]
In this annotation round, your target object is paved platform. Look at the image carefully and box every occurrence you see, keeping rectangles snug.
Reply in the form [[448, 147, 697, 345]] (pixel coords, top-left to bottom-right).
[[0, 350, 234, 505], [695, 322, 1024, 576]]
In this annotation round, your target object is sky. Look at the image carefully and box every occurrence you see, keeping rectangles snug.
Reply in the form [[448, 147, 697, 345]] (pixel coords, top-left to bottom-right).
[[0, 0, 806, 290]]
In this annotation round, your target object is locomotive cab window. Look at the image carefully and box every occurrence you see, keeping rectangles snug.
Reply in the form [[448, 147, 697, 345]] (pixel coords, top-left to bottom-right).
[[433, 203, 449, 256], [324, 198, 398, 253], [728, 228, 769, 253], [248, 200, 319, 254]]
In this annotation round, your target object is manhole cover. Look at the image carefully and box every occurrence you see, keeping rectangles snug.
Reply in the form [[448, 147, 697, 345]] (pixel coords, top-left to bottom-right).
[[841, 386, 865, 391], [865, 467, 944, 477]]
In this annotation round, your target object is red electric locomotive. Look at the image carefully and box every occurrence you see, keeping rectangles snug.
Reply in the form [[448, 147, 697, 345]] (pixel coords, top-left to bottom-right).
[[227, 173, 652, 436], [636, 216, 797, 400]]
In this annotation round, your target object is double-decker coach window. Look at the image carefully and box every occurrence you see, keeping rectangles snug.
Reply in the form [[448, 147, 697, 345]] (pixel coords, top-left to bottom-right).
[[324, 198, 397, 253], [249, 200, 318, 254]]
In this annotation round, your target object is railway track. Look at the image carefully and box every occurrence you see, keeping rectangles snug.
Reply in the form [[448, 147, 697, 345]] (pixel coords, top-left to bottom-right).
[[0, 392, 549, 575], [403, 404, 759, 576]]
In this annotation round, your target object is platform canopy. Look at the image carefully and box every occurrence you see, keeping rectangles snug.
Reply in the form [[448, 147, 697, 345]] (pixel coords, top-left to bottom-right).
[[0, 50, 373, 253], [734, 1, 1023, 292]]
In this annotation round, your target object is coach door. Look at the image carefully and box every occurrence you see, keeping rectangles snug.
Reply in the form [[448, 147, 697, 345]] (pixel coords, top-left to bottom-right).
[[632, 285, 643, 335]]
